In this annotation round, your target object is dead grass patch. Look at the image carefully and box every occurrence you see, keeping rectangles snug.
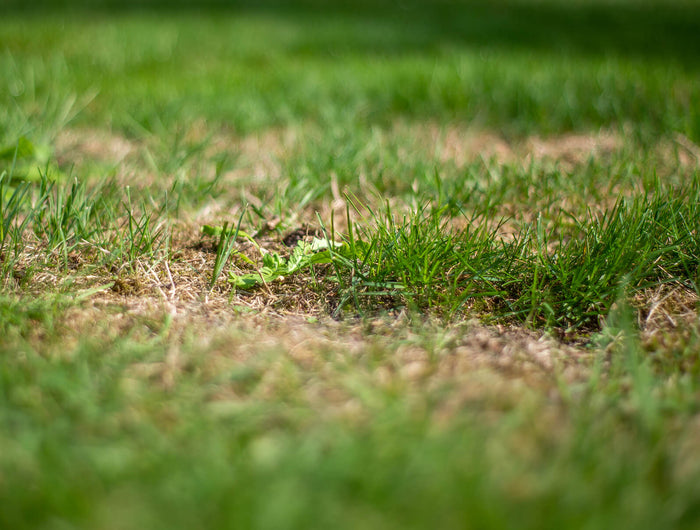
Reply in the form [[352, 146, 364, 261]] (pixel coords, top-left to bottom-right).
[[23, 125, 700, 409], [56, 287, 595, 428], [55, 127, 137, 167], [54, 123, 295, 192], [392, 120, 624, 168], [636, 284, 699, 332], [635, 285, 700, 365], [670, 133, 700, 168], [524, 131, 622, 166], [217, 127, 296, 183], [9, 209, 696, 434]]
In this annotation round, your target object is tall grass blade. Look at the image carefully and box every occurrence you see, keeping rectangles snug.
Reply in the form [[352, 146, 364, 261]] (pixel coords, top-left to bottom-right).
[[210, 207, 246, 290]]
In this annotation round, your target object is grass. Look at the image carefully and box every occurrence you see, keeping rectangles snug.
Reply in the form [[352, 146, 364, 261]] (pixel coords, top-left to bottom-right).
[[1, 0, 700, 528], [209, 211, 245, 289]]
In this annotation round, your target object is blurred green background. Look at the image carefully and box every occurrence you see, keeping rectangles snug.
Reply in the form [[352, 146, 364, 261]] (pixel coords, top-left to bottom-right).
[[5, 0, 700, 64], [2, 0, 699, 144]]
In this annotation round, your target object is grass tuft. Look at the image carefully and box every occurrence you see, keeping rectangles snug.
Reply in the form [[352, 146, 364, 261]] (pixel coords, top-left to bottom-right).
[[209, 209, 246, 290], [326, 182, 700, 331]]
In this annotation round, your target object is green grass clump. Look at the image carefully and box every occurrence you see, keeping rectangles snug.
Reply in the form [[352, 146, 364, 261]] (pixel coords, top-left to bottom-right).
[[325, 202, 516, 316], [0, 170, 173, 284], [327, 183, 699, 330], [516, 189, 700, 329]]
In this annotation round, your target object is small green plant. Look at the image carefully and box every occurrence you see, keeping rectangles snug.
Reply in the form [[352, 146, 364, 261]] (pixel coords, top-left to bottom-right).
[[208, 208, 246, 290], [228, 237, 338, 289], [33, 174, 99, 266], [119, 186, 169, 269]]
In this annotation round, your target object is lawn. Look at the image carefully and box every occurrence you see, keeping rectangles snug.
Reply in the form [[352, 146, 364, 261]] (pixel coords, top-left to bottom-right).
[[2, 1, 700, 528]]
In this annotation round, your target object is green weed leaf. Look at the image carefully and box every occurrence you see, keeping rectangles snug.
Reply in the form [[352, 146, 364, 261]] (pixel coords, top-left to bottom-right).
[[228, 237, 342, 289]]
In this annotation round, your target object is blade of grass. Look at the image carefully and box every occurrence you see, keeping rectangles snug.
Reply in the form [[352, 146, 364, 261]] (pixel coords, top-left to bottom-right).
[[210, 207, 246, 290]]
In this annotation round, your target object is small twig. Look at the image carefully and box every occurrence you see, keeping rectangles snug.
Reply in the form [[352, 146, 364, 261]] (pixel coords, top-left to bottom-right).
[[645, 287, 679, 326], [258, 269, 275, 297], [164, 259, 176, 298], [145, 261, 168, 302]]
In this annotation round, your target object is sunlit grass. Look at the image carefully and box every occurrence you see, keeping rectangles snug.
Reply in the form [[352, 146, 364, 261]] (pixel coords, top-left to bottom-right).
[[1, 1, 700, 529]]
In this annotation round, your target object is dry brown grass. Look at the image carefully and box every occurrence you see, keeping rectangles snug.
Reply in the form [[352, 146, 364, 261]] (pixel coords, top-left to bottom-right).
[[53, 282, 594, 429], [55, 127, 137, 167], [391, 120, 624, 167], [55, 121, 699, 186], [33, 123, 698, 413]]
